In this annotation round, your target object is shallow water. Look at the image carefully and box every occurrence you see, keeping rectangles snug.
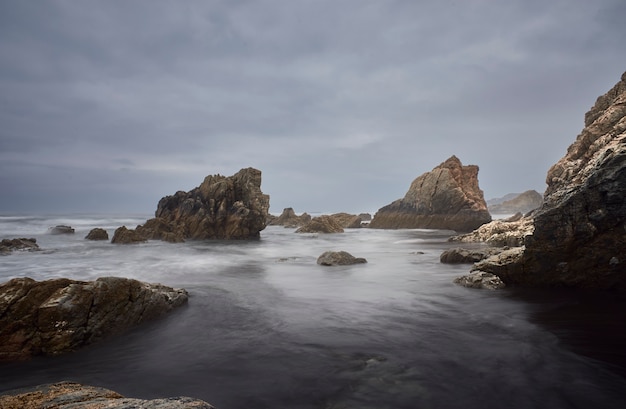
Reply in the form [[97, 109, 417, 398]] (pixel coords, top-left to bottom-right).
[[1, 215, 625, 408]]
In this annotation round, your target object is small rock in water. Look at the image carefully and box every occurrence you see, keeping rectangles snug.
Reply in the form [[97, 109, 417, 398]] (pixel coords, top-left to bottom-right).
[[317, 251, 367, 266], [47, 225, 75, 235], [453, 271, 506, 290]]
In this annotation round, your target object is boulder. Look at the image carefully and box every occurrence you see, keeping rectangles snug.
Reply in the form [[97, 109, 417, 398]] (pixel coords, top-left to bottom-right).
[[440, 247, 502, 264], [138, 167, 270, 240], [47, 225, 74, 235], [488, 190, 543, 215], [453, 271, 506, 290], [111, 226, 147, 244], [0, 238, 39, 253], [329, 213, 363, 228], [369, 156, 492, 232], [358, 213, 372, 221], [85, 228, 109, 241], [317, 251, 367, 266], [448, 216, 535, 247], [0, 277, 188, 361], [0, 382, 214, 409], [268, 207, 312, 227], [296, 215, 345, 233]]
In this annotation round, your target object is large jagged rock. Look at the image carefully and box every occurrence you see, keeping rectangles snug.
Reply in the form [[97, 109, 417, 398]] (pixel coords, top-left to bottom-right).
[[295, 215, 345, 233], [477, 71, 626, 290], [138, 167, 270, 241], [268, 207, 312, 228], [488, 190, 543, 215], [0, 382, 214, 409], [0, 277, 188, 361], [369, 156, 492, 232]]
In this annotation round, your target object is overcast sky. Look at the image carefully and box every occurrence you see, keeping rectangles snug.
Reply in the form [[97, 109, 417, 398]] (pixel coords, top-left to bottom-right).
[[1, 0, 625, 215]]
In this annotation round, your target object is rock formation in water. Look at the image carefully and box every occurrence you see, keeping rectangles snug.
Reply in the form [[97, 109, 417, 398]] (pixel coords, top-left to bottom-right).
[[295, 215, 345, 233], [317, 251, 367, 266], [111, 226, 147, 244], [137, 167, 270, 241], [488, 190, 543, 215], [0, 382, 215, 409], [0, 238, 39, 253], [369, 156, 492, 232], [0, 277, 188, 361], [440, 247, 503, 264], [474, 71, 626, 290], [85, 228, 109, 241], [47, 225, 74, 235], [268, 207, 312, 228], [453, 271, 505, 290]]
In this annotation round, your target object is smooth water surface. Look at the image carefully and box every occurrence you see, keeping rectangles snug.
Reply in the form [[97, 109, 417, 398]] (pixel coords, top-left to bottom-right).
[[1, 215, 625, 409]]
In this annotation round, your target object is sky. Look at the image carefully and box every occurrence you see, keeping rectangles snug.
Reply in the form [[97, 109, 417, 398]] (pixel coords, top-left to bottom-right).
[[1, 0, 625, 215]]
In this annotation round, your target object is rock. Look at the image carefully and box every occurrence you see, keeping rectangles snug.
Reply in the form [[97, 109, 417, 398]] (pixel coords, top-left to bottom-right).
[[268, 207, 312, 227], [47, 225, 74, 235], [517, 71, 626, 290], [369, 156, 492, 232], [295, 215, 345, 233], [448, 216, 535, 247], [471, 247, 525, 283], [358, 213, 372, 221], [329, 213, 363, 228], [0, 381, 215, 409], [488, 190, 543, 215], [453, 271, 506, 290], [0, 277, 188, 361], [440, 247, 502, 264], [139, 167, 270, 240], [0, 238, 39, 253], [111, 226, 147, 244], [85, 228, 109, 241], [317, 251, 367, 266]]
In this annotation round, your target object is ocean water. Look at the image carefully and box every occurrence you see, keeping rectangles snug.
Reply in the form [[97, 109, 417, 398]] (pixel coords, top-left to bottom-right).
[[1, 214, 625, 409]]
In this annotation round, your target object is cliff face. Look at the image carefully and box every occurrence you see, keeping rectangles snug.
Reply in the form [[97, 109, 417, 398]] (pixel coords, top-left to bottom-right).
[[488, 190, 543, 215], [518, 72, 626, 289], [369, 156, 491, 232]]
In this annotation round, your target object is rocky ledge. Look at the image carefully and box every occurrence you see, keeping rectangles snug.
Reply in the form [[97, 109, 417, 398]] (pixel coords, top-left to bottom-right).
[[0, 382, 214, 409], [369, 156, 492, 232], [0, 277, 188, 361]]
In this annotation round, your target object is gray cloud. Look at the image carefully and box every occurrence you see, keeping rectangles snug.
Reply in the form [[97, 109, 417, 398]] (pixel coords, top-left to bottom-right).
[[1, 0, 625, 214]]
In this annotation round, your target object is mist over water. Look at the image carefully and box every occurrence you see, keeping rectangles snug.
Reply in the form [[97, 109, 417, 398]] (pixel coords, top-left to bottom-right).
[[1, 215, 625, 408]]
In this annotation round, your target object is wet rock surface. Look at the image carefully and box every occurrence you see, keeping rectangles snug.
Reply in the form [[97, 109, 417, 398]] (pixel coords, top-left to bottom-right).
[[0, 238, 39, 254], [317, 251, 367, 266]]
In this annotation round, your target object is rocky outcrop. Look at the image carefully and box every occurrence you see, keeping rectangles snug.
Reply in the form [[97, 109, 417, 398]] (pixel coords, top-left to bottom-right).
[[85, 228, 109, 241], [488, 190, 543, 215], [138, 167, 269, 241], [0, 238, 39, 254], [111, 226, 147, 244], [329, 213, 363, 228], [0, 277, 188, 361], [440, 247, 503, 264], [0, 382, 214, 409], [369, 156, 492, 232], [268, 207, 312, 227], [317, 251, 367, 266], [47, 225, 74, 235], [296, 215, 345, 233], [515, 71, 626, 290], [453, 271, 506, 290], [448, 216, 535, 247]]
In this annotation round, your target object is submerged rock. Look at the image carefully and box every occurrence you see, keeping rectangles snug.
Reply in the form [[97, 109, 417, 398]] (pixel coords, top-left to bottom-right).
[[369, 156, 491, 232], [317, 251, 367, 266], [47, 225, 74, 235], [0, 277, 188, 361], [0, 381, 214, 409], [296, 215, 345, 233], [0, 238, 39, 253], [85, 228, 109, 241], [453, 271, 506, 290]]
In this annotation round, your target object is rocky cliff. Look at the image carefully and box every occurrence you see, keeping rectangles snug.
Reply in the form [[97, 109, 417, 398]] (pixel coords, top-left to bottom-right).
[[0, 277, 188, 361], [136, 167, 270, 241], [488, 190, 543, 215], [369, 156, 492, 232], [477, 71, 626, 290]]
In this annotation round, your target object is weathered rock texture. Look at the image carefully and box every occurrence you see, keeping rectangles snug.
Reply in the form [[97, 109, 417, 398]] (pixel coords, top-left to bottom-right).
[[85, 228, 109, 241], [369, 156, 492, 232], [317, 251, 367, 266], [296, 215, 345, 233], [440, 247, 503, 264], [0, 382, 214, 409], [329, 213, 365, 228], [449, 216, 535, 247], [47, 225, 74, 235], [138, 167, 270, 241], [488, 190, 543, 215], [453, 271, 506, 290], [111, 226, 147, 244], [0, 238, 39, 254], [268, 207, 312, 227], [0, 277, 188, 361]]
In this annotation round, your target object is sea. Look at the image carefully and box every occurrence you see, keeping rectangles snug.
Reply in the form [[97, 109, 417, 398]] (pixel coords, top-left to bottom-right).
[[1, 213, 625, 409]]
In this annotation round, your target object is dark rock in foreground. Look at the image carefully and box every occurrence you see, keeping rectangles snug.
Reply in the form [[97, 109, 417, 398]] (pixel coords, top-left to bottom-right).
[[47, 225, 74, 235], [0, 238, 39, 254], [85, 228, 109, 240], [369, 156, 492, 232], [0, 277, 188, 361], [0, 382, 214, 409], [317, 251, 367, 266], [296, 215, 344, 233]]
